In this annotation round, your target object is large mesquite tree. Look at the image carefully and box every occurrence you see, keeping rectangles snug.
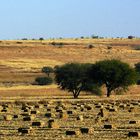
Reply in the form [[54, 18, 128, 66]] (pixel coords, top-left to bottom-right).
[[89, 59, 137, 97], [55, 63, 93, 98]]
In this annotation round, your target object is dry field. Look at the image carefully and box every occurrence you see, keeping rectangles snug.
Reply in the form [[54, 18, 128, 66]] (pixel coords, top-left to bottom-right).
[[0, 38, 140, 139], [0, 97, 140, 139]]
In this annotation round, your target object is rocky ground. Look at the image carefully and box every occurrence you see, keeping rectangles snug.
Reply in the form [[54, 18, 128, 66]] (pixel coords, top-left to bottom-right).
[[0, 96, 140, 139]]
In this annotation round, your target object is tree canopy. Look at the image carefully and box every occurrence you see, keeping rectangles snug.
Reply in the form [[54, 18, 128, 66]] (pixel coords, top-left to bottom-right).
[[42, 66, 54, 77], [135, 62, 140, 84], [55, 63, 93, 98], [89, 59, 137, 97], [135, 62, 140, 74]]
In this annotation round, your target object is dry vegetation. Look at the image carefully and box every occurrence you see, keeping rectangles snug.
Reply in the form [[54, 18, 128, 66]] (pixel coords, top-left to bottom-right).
[[0, 97, 140, 139], [0, 38, 140, 96], [0, 38, 140, 139]]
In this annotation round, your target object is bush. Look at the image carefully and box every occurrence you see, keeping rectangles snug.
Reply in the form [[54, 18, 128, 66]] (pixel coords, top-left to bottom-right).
[[128, 36, 134, 39], [22, 38, 28, 40], [16, 42, 22, 44], [42, 66, 54, 77], [83, 83, 102, 96], [107, 46, 112, 50], [91, 35, 99, 39], [39, 37, 44, 41], [134, 46, 140, 50], [50, 42, 64, 48], [87, 44, 94, 49], [35, 77, 53, 86]]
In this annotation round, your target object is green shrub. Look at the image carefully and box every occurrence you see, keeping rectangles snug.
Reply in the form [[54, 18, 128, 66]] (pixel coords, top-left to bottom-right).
[[83, 83, 102, 96], [134, 46, 140, 50], [87, 44, 94, 49], [128, 36, 134, 39], [16, 41, 22, 44], [50, 42, 64, 46], [42, 66, 54, 77], [91, 35, 99, 39], [35, 77, 53, 86], [39, 37, 44, 41], [107, 46, 112, 50]]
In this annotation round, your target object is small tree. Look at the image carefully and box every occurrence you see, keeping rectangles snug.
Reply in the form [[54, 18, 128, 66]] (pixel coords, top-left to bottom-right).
[[89, 59, 137, 97], [35, 77, 53, 86], [135, 62, 140, 85], [87, 44, 95, 49], [91, 35, 99, 39], [55, 63, 92, 98], [135, 62, 140, 74], [39, 37, 44, 41], [42, 66, 54, 77], [128, 36, 134, 39]]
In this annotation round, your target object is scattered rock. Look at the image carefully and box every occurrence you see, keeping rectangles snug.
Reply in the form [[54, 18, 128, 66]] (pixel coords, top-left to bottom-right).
[[97, 108, 104, 117], [23, 109, 29, 112], [1, 109, 7, 112], [13, 115, 18, 119], [129, 120, 137, 124], [31, 110, 39, 114], [67, 111, 73, 115], [18, 127, 32, 134], [85, 105, 92, 110], [59, 112, 68, 120], [35, 104, 43, 109], [66, 130, 80, 136], [80, 127, 94, 134], [128, 132, 139, 137], [47, 108, 51, 112], [95, 116, 102, 124], [109, 108, 117, 112], [23, 116, 34, 121], [80, 107, 84, 112], [56, 109, 63, 113], [4, 115, 12, 121], [45, 113, 54, 118], [48, 119, 59, 129], [77, 115, 84, 121], [32, 121, 44, 127], [104, 124, 114, 129], [21, 113, 31, 116]]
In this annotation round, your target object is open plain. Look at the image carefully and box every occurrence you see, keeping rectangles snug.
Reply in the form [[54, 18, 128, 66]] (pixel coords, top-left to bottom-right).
[[0, 38, 140, 139]]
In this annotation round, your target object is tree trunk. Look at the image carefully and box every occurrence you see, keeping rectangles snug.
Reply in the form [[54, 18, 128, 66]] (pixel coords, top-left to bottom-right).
[[73, 90, 81, 99], [74, 94, 78, 99], [107, 88, 111, 97]]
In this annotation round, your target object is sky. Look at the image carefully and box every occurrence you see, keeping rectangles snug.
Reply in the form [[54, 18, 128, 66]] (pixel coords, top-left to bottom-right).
[[0, 0, 140, 39]]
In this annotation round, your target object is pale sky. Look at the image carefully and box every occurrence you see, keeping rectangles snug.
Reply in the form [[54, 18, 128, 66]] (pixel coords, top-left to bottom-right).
[[0, 0, 140, 39]]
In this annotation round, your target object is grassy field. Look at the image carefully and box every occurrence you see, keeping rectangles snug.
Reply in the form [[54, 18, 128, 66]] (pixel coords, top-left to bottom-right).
[[0, 38, 140, 97], [0, 38, 140, 139]]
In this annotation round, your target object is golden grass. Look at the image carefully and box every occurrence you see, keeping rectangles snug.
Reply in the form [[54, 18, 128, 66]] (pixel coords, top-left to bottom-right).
[[0, 84, 57, 90], [0, 59, 63, 72], [0, 38, 140, 97]]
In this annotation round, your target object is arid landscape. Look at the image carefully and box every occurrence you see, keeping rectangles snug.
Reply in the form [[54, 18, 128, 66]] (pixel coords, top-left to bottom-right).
[[0, 38, 140, 139]]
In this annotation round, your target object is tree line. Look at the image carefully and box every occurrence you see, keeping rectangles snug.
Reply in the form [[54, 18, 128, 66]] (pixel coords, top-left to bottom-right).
[[35, 59, 139, 98]]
